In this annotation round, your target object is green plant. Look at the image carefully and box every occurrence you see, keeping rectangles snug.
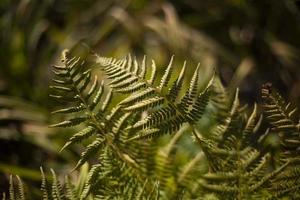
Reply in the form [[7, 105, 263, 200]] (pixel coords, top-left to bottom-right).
[[261, 83, 300, 199], [4, 50, 300, 199]]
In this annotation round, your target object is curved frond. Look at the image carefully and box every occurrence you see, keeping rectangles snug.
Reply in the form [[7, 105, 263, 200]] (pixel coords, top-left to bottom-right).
[[97, 54, 214, 141]]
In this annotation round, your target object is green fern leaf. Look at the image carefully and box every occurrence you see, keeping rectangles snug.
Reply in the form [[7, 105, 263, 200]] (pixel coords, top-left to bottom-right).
[[126, 128, 160, 141], [80, 164, 101, 199], [158, 55, 174, 90], [16, 176, 25, 200], [101, 89, 113, 112], [64, 176, 77, 200], [90, 81, 104, 110], [119, 88, 156, 105], [262, 83, 299, 133], [186, 83, 212, 123], [60, 126, 95, 152], [9, 175, 15, 200], [149, 60, 157, 85], [115, 82, 147, 93], [167, 61, 186, 102], [73, 138, 105, 170], [51, 104, 85, 114], [139, 55, 147, 79], [49, 117, 87, 128], [124, 97, 164, 112], [51, 169, 65, 200], [40, 167, 49, 200]]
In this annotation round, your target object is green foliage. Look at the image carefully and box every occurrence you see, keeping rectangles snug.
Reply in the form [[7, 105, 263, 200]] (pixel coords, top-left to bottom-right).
[[96, 53, 213, 140], [2, 0, 300, 199], [261, 83, 300, 199], [6, 166, 91, 200], [4, 51, 300, 199]]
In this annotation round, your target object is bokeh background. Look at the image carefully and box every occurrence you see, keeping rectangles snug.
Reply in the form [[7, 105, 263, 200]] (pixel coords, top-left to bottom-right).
[[1, 0, 300, 197]]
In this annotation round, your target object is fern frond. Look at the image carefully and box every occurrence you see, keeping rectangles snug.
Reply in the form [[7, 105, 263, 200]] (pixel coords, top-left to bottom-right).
[[40, 167, 49, 200], [188, 63, 200, 97], [130, 105, 176, 130], [15, 176, 25, 200], [64, 176, 78, 200], [126, 128, 161, 141], [74, 138, 105, 170], [89, 80, 104, 110], [262, 83, 299, 133], [50, 117, 87, 128], [101, 89, 113, 112], [186, 82, 212, 123], [50, 85, 72, 92], [192, 87, 280, 199], [149, 60, 157, 85], [124, 97, 165, 112], [119, 88, 156, 105], [270, 167, 300, 198], [139, 55, 147, 79], [50, 50, 133, 172], [262, 83, 300, 159], [51, 104, 85, 114], [110, 76, 139, 89], [167, 61, 186, 102], [9, 175, 15, 200], [249, 159, 292, 192], [60, 126, 95, 152], [158, 55, 174, 90], [97, 54, 215, 142], [6, 175, 26, 200], [80, 164, 101, 199], [154, 128, 184, 196], [177, 152, 204, 186], [44, 50, 300, 199], [198, 181, 238, 195], [7, 173, 92, 200], [51, 169, 65, 200]]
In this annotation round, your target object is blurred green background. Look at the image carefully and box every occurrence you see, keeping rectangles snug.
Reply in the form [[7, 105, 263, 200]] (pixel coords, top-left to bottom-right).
[[1, 0, 300, 197]]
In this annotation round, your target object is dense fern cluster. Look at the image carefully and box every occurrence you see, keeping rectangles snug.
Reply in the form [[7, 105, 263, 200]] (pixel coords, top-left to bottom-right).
[[261, 83, 300, 199], [4, 50, 300, 199]]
